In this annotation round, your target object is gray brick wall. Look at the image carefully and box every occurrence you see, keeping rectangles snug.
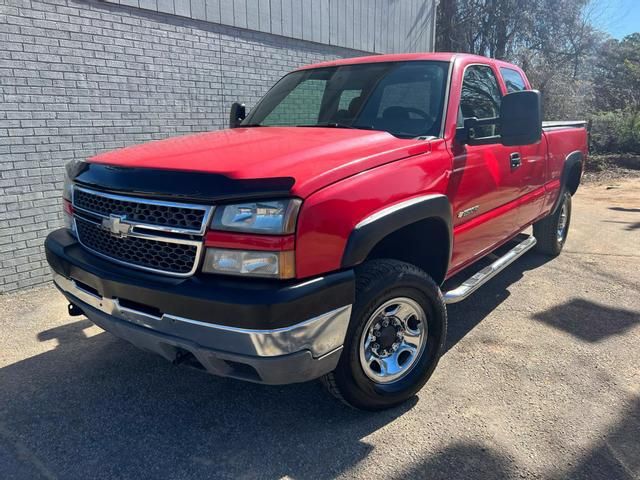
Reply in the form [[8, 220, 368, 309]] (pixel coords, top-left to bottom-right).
[[0, 0, 369, 292]]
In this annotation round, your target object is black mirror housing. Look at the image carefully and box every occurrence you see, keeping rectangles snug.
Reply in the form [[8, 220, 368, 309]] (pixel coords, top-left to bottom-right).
[[229, 102, 246, 129], [500, 90, 542, 146], [456, 117, 501, 146]]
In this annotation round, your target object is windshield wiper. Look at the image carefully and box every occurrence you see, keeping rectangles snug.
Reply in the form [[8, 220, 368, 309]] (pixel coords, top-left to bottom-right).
[[297, 122, 376, 131]]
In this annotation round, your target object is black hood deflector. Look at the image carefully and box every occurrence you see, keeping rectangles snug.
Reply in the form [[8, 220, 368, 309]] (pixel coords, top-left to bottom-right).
[[68, 161, 296, 203]]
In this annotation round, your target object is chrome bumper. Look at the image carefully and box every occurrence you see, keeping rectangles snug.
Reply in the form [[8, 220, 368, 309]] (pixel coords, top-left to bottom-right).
[[53, 272, 352, 359]]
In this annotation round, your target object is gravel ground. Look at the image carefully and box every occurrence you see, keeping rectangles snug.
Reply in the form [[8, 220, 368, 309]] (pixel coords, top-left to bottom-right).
[[583, 154, 640, 184], [0, 180, 638, 480]]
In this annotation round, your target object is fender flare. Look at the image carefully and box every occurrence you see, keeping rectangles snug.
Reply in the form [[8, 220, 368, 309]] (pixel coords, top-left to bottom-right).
[[341, 194, 453, 270], [552, 150, 583, 213], [561, 150, 584, 192]]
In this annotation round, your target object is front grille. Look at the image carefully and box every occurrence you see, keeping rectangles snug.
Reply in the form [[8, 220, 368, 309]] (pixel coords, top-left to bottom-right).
[[74, 188, 206, 232], [75, 217, 198, 275]]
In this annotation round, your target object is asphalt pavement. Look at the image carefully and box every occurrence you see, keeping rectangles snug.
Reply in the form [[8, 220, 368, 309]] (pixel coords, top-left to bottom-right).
[[0, 179, 638, 480]]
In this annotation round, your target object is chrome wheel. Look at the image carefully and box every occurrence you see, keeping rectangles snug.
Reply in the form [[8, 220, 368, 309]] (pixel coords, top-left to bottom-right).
[[359, 297, 428, 384], [557, 197, 569, 242]]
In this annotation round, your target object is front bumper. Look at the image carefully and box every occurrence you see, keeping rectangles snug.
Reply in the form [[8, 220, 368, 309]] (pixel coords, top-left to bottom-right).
[[46, 229, 355, 384]]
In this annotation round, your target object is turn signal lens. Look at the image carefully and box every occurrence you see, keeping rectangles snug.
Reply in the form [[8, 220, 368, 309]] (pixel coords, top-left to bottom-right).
[[202, 248, 295, 279], [62, 199, 76, 237]]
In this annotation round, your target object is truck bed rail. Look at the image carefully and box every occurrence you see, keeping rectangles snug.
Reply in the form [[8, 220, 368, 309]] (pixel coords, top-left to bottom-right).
[[542, 120, 588, 130]]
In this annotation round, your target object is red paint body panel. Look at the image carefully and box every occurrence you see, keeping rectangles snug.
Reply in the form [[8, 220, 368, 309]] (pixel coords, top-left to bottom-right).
[[84, 53, 588, 281], [295, 140, 449, 277], [205, 231, 295, 251], [89, 127, 431, 199]]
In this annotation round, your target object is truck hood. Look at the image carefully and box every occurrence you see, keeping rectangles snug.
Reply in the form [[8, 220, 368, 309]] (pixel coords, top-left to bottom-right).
[[88, 127, 430, 198]]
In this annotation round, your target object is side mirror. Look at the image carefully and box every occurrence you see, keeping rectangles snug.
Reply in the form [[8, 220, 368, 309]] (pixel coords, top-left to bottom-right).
[[455, 117, 499, 145], [500, 90, 542, 146], [229, 102, 246, 128]]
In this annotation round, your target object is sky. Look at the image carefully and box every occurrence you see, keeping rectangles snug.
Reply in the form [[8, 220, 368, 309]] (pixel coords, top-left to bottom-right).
[[590, 0, 640, 39]]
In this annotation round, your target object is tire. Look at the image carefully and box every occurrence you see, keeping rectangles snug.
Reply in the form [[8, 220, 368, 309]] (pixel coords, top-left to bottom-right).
[[533, 190, 572, 256], [322, 259, 447, 410]]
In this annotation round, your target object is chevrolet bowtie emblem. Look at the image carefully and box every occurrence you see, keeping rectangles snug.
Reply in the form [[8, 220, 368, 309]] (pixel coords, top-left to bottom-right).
[[101, 214, 132, 237]]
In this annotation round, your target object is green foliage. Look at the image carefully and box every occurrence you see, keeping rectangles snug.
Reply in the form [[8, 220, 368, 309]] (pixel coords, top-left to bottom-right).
[[436, 2, 640, 154], [593, 33, 640, 113], [590, 110, 640, 154], [588, 34, 640, 154]]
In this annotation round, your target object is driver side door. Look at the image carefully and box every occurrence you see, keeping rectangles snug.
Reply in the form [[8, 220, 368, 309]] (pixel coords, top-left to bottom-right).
[[448, 64, 522, 272]]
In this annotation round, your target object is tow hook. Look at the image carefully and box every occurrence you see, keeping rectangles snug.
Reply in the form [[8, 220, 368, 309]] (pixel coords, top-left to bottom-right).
[[68, 303, 84, 317]]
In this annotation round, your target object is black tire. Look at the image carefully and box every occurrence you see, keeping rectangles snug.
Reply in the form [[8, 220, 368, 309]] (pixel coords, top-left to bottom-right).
[[322, 259, 447, 410], [533, 190, 572, 256]]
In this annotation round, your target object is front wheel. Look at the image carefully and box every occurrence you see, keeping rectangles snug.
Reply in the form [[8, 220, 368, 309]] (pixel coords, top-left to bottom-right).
[[533, 191, 572, 256], [322, 259, 447, 410]]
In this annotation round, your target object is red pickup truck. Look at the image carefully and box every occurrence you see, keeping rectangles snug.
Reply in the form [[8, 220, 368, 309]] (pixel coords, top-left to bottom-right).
[[46, 53, 587, 410]]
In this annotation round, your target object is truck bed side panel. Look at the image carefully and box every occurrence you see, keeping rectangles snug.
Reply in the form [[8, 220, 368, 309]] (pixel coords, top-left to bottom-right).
[[539, 126, 588, 216]]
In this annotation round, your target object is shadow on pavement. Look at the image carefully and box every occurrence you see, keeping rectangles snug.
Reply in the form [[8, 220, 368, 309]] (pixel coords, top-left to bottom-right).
[[605, 206, 640, 231], [609, 207, 640, 213], [395, 443, 517, 480], [394, 396, 640, 480], [0, 250, 552, 479], [602, 219, 640, 231], [444, 251, 552, 352], [558, 396, 640, 480], [533, 298, 639, 342], [4, 249, 632, 479], [0, 319, 415, 479]]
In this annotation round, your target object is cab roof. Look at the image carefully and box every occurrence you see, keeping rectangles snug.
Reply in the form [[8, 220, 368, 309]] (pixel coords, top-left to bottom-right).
[[297, 52, 507, 70]]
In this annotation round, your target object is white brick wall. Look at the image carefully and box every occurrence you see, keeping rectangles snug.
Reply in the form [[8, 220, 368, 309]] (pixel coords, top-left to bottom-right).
[[0, 0, 368, 292]]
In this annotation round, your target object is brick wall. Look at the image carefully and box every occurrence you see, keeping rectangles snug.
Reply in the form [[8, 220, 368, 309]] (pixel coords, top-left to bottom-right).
[[0, 0, 369, 292]]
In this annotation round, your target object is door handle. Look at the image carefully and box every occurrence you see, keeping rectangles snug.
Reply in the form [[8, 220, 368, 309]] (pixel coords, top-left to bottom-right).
[[510, 152, 521, 169]]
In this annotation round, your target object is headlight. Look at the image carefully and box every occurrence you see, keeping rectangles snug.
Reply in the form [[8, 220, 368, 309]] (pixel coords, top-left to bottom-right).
[[202, 248, 295, 279], [210, 199, 301, 234]]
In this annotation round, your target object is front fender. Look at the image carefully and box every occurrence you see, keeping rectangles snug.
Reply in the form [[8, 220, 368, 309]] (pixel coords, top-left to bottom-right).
[[341, 194, 453, 268]]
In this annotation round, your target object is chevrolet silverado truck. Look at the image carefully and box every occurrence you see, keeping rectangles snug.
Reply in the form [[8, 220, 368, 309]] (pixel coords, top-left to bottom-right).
[[46, 53, 588, 410]]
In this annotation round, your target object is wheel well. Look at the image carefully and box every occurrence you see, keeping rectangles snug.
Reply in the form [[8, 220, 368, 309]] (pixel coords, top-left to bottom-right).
[[566, 163, 582, 195], [365, 217, 450, 285]]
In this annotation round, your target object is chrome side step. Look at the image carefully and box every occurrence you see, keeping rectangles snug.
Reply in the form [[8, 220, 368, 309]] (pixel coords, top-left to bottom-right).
[[443, 236, 537, 304]]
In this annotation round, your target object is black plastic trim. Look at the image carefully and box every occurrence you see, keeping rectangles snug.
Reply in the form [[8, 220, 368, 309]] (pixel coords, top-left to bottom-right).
[[67, 160, 295, 203], [341, 194, 453, 269], [551, 150, 583, 213], [46, 229, 355, 330]]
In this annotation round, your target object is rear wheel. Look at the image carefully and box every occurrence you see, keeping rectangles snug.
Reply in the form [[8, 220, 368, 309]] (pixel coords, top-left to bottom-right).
[[322, 259, 447, 410], [533, 191, 572, 256]]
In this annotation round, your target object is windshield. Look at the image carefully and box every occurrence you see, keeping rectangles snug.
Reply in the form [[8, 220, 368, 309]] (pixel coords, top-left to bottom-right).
[[243, 61, 450, 139]]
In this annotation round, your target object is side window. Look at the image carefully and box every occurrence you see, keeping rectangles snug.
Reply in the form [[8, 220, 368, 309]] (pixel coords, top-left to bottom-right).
[[262, 78, 326, 126], [459, 65, 502, 138], [500, 67, 526, 93]]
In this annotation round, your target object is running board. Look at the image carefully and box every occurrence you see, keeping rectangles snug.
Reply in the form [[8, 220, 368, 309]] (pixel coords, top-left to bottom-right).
[[443, 236, 537, 304]]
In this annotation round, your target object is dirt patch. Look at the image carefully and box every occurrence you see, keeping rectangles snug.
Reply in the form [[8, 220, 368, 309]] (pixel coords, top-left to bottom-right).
[[583, 154, 640, 184]]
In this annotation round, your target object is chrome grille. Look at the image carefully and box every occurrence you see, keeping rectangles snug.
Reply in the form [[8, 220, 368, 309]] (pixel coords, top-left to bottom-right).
[[73, 187, 209, 233], [72, 186, 211, 277], [75, 217, 199, 275]]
